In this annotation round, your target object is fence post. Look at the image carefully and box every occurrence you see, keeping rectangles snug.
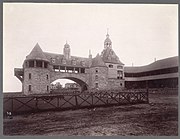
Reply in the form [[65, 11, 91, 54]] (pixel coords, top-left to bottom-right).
[[75, 94, 78, 108], [146, 88, 149, 103], [11, 98, 13, 113]]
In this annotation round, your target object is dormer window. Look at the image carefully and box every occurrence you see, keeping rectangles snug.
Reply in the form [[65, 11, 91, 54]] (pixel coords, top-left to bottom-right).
[[62, 59, 66, 64], [81, 61, 85, 66], [51, 58, 55, 63], [117, 65, 123, 69], [72, 59, 76, 65]]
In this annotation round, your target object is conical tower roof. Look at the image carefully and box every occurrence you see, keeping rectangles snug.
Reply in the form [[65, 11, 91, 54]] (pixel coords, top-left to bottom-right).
[[91, 54, 107, 67], [26, 43, 48, 61], [101, 47, 124, 65]]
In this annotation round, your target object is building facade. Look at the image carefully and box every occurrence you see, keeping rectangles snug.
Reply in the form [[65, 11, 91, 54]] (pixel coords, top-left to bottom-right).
[[15, 33, 125, 95], [14, 33, 178, 95]]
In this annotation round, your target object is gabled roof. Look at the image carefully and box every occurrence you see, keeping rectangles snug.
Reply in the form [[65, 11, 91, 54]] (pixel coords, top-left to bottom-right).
[[101, 47, 124, 65], [124, 56, 178, 73], [26, 43, 48, 61], [91, 54, 107, 68], [43, 52, 90, 67]]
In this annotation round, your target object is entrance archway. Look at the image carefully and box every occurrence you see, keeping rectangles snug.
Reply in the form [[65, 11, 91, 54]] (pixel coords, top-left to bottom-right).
[[50, 77, 88, 92]]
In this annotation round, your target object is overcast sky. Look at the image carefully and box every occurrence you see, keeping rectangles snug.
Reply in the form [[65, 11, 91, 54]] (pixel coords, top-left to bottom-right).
[[3, 3, 178, 92]]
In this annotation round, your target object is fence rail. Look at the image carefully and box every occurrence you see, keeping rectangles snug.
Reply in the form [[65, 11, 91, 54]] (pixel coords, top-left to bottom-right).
[[3, 90, 149, 115]]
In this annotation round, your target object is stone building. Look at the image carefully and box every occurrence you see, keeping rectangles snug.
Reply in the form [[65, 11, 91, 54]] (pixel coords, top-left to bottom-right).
[[15, 33, 125, 95]]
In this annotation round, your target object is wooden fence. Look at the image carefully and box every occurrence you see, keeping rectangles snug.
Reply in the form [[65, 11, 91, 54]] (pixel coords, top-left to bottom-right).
[[3, 90, 149, 115]]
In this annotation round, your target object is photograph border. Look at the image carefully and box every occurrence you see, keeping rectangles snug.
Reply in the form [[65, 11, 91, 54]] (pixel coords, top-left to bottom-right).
[[0, 0, 179, 138]]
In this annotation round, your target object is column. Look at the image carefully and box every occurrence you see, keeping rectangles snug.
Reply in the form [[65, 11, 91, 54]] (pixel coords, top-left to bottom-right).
[[59, 66, 61, 72], [73, 67, 75, 73], [34, 60, 36, 67], [79, 68, 81, 73], [65, 66, 67, 72], [42, 61, 44, 68]]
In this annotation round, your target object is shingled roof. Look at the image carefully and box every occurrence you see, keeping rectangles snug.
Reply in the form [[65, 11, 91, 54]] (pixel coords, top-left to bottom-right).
[[91, 54, 107, 68], [26, 43, 48, 61], [43, 52, 90, 67], [124, 56, 178, 73], [101, 47, 124, 65]]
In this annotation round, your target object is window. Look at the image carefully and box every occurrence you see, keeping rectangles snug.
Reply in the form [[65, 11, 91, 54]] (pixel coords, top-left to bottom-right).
[[47, 75, 48, 80], [29, 73, 31, 79], [51, 58, 55, 63], [44, 62, 48, 68], [95, 75, 98, 80], [47, 86, 49, 91], [95, 83, 98, 88], [120, 83, 122, 86], [95, 68, 98, 73], [117, 76, 120, 79], [29, 60, 34, 67], [109, 64, 113, 68], [25, 61, 28, 67], [36, 60, 42, 67], [28, 85, 31, 91], [117, 65, 123, 69]]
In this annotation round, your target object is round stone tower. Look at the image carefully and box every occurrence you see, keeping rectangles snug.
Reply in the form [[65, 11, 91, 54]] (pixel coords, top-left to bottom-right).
[[23, 43, 50, 95]]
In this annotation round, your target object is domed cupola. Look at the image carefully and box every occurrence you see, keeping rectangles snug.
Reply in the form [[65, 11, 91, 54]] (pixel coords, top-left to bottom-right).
[[63, 41, 71, 60], [104, 32, 112, 49]]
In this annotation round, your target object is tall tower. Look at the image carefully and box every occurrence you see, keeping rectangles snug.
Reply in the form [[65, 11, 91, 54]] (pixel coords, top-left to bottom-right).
[[104, 30, 112, 49], [23, 43, 50, 95], [63, 41, 71, 60]]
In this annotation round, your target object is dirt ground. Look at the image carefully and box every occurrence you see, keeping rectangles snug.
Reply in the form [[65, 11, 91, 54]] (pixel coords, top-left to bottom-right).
[[3, 93, 178, 136]]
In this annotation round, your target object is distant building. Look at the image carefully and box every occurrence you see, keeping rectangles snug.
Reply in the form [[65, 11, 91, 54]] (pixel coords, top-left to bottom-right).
[[14, 32, 178, 95], [65, 83, 80, 89], [124, 56, 178, 89]]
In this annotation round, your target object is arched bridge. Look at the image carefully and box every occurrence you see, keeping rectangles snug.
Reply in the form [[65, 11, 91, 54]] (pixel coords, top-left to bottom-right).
[[50, 72, 89, 91]]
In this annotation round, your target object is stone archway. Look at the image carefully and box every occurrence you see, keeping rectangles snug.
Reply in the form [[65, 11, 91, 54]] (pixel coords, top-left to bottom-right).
[[50, 72, 89, 92]]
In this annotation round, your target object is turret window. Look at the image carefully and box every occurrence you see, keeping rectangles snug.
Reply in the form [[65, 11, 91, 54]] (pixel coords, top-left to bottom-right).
[[36, 60, 42, 67], [117, 65, 123, 69], [28, 85, 31, 91], [109, 64, 113, 68], [29, 60, 34, 67], [29, 73, 31, 79], [95, 75, 98, 80], [95, 83, 98, 88], [44, 62, 48, 68]]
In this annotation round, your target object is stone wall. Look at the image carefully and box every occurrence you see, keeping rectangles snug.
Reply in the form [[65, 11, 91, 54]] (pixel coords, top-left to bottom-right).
[[107, 78, 125, 89], [23, 68, 50, 95], [105, 63, 124, 79], [89, 67, 108, 90]]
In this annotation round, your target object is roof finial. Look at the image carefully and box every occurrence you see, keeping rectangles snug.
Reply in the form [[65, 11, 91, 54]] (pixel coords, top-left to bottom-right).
[[89, 49, 91, 55], [106, 28, 109, 37]]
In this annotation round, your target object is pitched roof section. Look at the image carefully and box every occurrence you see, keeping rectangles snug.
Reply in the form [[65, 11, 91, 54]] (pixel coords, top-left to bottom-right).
[[43, 52, 90, 67], [26, 43, 48, 61], [101, 47, 124, 65], [124, 56, 178, 73], [91, 54, 107, 68]]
